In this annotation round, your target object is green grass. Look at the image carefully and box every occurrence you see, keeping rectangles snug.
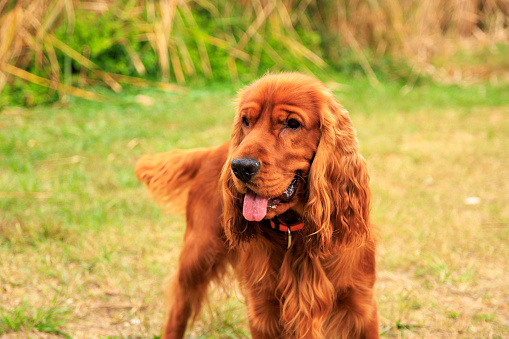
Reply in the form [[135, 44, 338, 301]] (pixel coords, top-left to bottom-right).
[[1, 75, 508, 338], [0, 300, 71, 338]]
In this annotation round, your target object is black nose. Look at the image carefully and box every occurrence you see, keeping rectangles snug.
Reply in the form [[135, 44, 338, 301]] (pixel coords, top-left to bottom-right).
[[231, 158, 261, 182]]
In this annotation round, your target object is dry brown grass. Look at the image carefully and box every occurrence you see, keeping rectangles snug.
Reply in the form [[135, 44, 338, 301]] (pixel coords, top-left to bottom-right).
[[1, 0, 508, 100], [321, 0, 509, 84]]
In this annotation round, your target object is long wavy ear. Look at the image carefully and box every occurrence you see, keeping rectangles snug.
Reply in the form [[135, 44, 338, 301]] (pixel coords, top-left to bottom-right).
[[220, 100, 256, 247], [304, 94, 372, 253]]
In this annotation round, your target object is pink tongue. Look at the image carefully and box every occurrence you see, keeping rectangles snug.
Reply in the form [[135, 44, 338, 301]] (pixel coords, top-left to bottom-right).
[[243, 192, 268, 222]]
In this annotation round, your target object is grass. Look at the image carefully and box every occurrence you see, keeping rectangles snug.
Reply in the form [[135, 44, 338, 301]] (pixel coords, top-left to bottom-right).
[[1, 75, 508, 338], [0, 300, 71, 338]]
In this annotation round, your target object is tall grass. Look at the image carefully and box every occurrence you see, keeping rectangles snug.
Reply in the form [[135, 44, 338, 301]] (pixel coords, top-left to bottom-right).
[[0, 0, 508, 105]]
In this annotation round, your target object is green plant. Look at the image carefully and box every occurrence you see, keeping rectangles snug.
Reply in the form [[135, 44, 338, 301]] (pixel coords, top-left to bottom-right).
[[0, 301, 71, 337], [2, 0, 508, 107]]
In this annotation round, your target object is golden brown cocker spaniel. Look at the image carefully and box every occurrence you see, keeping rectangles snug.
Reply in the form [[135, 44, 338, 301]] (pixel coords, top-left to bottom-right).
[[136, 73, 379, 338]]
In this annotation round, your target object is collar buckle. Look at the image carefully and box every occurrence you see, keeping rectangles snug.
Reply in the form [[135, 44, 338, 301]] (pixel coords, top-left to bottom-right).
[[268, 217, 304, 249]]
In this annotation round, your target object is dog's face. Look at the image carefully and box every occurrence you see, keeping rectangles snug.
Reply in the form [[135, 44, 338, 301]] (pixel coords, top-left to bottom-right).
[[223, 73, 371, 250], [229, 74, 324, 221]]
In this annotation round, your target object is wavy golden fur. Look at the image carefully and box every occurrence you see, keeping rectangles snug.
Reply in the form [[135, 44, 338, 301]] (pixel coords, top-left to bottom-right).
[[136, 73, 379, 338]]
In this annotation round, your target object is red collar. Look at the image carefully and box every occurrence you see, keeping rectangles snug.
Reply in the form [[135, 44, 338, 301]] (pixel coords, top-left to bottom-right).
[[269, 217, 304, 232]]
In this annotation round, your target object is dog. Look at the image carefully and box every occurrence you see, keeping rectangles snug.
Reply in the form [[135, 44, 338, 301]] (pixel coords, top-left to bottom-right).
[[136, 72, 378, 338]]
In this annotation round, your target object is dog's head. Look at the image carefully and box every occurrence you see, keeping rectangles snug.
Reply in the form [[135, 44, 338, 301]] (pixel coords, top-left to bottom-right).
[[222, 73, 372, 251]]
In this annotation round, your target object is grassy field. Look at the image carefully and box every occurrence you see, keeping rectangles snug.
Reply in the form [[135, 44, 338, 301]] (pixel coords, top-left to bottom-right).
[[1, 76, 508, 338]]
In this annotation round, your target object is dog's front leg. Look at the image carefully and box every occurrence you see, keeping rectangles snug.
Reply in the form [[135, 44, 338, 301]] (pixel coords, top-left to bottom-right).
[[244, 291, 284, 339]]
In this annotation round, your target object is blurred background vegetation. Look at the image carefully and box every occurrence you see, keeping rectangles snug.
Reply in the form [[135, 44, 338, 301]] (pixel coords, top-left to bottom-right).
[[1, 0, 508, 107]]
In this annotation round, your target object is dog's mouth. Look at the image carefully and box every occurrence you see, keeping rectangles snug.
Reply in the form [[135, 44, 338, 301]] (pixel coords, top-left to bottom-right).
[[242, 174, 299, 222]]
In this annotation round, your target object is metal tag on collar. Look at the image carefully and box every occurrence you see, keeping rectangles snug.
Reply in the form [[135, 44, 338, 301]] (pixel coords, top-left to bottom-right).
[[287, 227, 292, 249]]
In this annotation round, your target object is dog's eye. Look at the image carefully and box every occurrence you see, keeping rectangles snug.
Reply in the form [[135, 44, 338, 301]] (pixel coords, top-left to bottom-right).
[[242, 117, 249, 128], [287, 118, 301, 129]]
